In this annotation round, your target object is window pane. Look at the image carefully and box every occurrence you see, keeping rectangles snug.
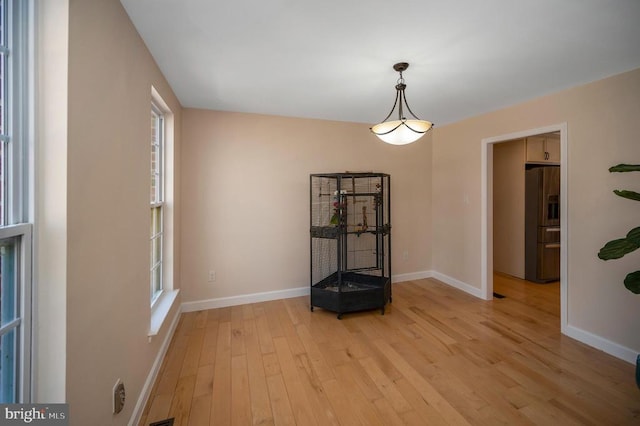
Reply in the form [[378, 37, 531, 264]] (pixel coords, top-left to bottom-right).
[[150, 204, 163, 302], [0, 326, 17, 403], [0, 52, 5, 136], [0, 36, 6, 226], [0, 140, 6, 226], [150, 143, 157, 202], [0, 0, 4, 46], [0, 237, 17, 327], [0, 236, 19, 403], [150, 110, 162, 204], [151, 206, 162, 235], [151, 267, 161, 301], [152, 236, 160, 266]]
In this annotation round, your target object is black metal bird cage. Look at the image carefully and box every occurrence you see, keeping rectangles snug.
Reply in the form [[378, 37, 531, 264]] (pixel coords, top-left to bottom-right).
[[310, 172, 391, 319]]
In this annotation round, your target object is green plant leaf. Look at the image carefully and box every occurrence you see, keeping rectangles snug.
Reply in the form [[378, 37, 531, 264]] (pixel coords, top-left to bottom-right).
[[613, 190, 640, 202], [624, 270, 640, 294], [598, 238, 639, 260], [627, 227, 640, 246], [609, 164, 640, 173]]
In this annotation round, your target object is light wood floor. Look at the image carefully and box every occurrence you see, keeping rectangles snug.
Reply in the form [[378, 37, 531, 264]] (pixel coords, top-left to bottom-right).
[[139, 275, 640, 425]]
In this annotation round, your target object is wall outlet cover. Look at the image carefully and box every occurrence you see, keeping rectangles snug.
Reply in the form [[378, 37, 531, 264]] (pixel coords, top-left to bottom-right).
[[113, 379, 125, 414]]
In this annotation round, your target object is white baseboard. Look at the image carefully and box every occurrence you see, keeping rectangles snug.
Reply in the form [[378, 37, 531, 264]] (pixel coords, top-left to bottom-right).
[[181, 286, 310, 313], [564, 324, 637, 364], [392, 270, 433, 283], [430, 271, 484, 298], [182, 273, 440, 313], [128, 306, 182, 426]]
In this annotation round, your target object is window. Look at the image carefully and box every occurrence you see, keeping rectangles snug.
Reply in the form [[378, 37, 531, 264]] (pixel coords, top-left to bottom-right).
[[148, 89, 176, 336], [150, 105, 164, 305], [0, 0, 32, 403]]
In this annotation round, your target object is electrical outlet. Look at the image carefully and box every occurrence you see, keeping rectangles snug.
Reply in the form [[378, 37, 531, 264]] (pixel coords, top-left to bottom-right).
[[113, 379, 125, 414], [208, 270, 216, 282]]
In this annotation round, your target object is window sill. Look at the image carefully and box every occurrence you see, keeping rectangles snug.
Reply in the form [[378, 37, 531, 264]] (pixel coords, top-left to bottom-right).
[[148, 289, 179, 340]]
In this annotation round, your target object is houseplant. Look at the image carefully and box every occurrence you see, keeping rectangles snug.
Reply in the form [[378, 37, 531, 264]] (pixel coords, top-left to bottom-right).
[[596, 163, 640, 389], [597, 164, 640, 293]]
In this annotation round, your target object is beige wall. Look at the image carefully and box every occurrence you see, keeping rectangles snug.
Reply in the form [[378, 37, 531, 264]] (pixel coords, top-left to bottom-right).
[[433, 68, 640, 355], [36, 0, 182, 423], [180, 109, 432, 303], [493, 140, 525, 278]]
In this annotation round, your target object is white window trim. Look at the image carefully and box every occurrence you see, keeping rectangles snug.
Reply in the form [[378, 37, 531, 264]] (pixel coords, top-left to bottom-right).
[[148, 289, 178, 339], [150, 105, 164, 306], [148, 87, 177, 338]]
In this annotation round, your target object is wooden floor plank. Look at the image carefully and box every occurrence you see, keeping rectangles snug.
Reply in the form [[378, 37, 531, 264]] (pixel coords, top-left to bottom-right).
[[393, 376, 450, 425], [358, 356, 412, 414], [231, 354, 252, 425], [373, 338, 472, 425], [294, 323, 335, 383], [187, 395, 210, 426], [210, 321, 231, 424], [266, 374, 296, 426], [272, 336, 318, 425], [198, 324, 218, 367], [243, 318, 275, 425], [180, 328, 204, 378], [139, 277, 640, 425], [230, 305, 246, 357], [143, 393, 173, 425], [167, 374, 196, 426], [330, 362, 387, 426], [254, 304, 275, 355], [320, 378, 368, 426], [371, 397, 406, 426], [292, 351, 340, 426]]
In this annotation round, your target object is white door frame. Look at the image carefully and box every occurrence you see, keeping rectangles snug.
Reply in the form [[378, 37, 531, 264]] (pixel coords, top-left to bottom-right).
[[480, 123, 568, 333]]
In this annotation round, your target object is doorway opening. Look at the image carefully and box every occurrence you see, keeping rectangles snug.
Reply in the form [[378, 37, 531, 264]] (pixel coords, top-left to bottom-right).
[[481, 124, 568, 333]]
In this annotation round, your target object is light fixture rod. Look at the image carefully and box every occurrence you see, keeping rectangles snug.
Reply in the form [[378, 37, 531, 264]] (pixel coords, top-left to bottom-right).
[[379, 90, 401, 124], [397, 87, 404, 120]]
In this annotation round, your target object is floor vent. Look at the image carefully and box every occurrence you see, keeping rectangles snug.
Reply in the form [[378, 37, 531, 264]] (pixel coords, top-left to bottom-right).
[[493, 292, 506, 299], [150, 419, 174, 426]]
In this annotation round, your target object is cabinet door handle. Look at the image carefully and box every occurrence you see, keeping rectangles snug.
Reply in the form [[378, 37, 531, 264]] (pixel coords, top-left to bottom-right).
[[545, 243, 561, 249]]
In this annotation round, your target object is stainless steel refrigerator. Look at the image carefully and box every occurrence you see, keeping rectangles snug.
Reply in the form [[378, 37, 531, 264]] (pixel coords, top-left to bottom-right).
[[525, 166, 560, 283]]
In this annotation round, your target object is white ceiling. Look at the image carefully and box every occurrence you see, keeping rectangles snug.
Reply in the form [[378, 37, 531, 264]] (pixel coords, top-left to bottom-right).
[[120, 0, 640, 126]]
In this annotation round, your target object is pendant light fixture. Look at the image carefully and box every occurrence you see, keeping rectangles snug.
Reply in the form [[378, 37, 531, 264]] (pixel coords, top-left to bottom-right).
[[370, 62, 433, 145]]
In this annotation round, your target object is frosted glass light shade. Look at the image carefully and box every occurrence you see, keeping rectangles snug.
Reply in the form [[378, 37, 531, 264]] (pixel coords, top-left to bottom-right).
[[371, 119, 433, 145]]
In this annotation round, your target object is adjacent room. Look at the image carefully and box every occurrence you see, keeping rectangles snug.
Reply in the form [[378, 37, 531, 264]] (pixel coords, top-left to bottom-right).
[[14, 0, 640, 424]]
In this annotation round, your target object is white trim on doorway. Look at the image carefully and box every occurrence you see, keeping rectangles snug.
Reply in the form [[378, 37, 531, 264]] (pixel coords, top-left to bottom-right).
[[481, 123, 568, 333]]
